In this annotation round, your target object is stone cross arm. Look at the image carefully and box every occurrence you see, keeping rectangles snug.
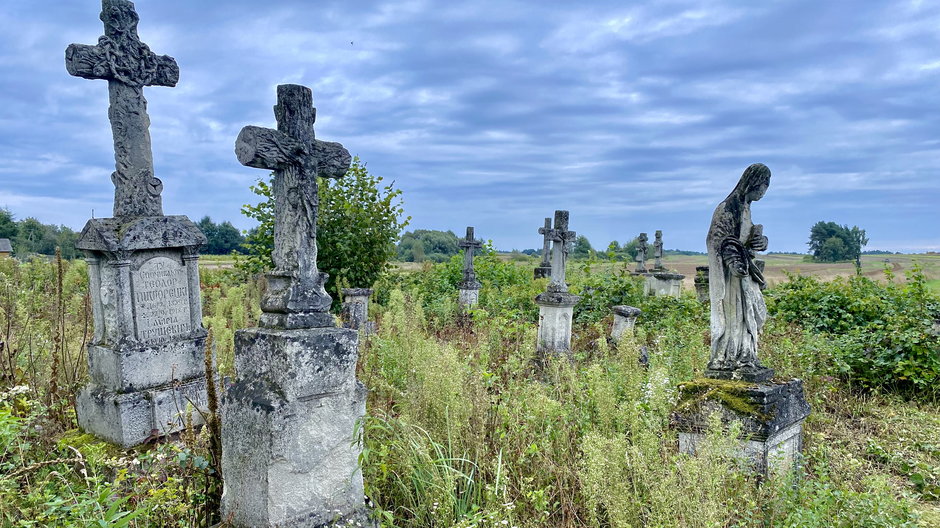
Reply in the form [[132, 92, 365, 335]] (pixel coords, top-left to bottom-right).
[[66, 42, 179, 87], [236, 126, 351, 179], [459, 227, 483, 250]]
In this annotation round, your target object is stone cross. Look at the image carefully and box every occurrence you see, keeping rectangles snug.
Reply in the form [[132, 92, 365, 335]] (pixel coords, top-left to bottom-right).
[[537, 217, 552, 268], [653, 230, 664, 270], [458, 226, 483, 287], [635, 232, 649, 273], [66, 0, 179, 218], [545, 210, 576, 292], [236, 84, 351, 325]]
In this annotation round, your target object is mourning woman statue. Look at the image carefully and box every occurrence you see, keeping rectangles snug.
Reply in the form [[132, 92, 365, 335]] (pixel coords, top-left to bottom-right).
[[705, 163, 774, 382], [635, 232, 649, 273]]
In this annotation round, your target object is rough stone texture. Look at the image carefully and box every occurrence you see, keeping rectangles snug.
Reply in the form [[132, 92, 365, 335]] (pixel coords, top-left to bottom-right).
[[635, 232, 649, 273], [653, 230, 664, 270], [458, 226, 482, 293], [66, 0, 179, 218], [694, 266, 710, 303], [221, 327, 374, 527], [236, 84, 351, 330], [341, 288, 375, 335], [535, 292, 580, 358], [674, 378, 811, 476], [458, 288, 480, 309], [611, 305, 641, 343], [706, 163, 773, 381], [534, 217, 552, 279], [643, 272, 685, 298], [76, 377, 206, 447]]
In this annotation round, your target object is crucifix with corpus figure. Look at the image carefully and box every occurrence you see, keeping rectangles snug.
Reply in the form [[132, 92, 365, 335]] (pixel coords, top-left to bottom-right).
[[458, 226, 483, 289], [236, 84, 351, 329], [66, 0, 179, 218]]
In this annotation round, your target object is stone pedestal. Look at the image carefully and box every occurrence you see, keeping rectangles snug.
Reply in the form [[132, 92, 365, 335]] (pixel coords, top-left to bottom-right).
[[74, 216, 207, 447], [221, 327, 374, 527], [643, 272, 685, 298], [534, 291, 580, 359], [341, 288, 375, 335], [694, 266, 709, 302], [610, 305, 641, 343], [674, 378, 811, 477], [458, 280, 481, 310], [533, 265, 551, 279]]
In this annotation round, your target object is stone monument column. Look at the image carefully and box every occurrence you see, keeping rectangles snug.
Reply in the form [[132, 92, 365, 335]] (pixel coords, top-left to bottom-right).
[[533, 217, 552, 279], [674, 164, 810, 477], [221, 84, 374, 527], [653, 230, 664, 270], [633, 232, 649, 274], [457, 226, 482, 309], [610, 305, 641, 344], [67, 0, 208, 448], [534, 210, 580, 363], [694, 265, 710, 303], [341, 288, 376, 335]]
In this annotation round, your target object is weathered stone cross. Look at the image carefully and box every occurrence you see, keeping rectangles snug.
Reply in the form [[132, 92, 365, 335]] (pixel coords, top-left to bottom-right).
[[66, 0, 179, 218], [537, 217, 552, 269], [545, 210, 576, 292], [458, 226, 483, 287], [236, 84, 351, 327]]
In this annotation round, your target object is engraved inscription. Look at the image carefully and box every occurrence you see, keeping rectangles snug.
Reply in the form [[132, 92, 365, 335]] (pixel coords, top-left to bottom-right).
[[132, 257, 191, 341]]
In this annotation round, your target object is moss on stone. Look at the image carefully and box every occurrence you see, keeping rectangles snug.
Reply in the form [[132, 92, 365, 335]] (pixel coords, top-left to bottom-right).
[[676, 378, 767, 420], [57, 429, 123, 461]]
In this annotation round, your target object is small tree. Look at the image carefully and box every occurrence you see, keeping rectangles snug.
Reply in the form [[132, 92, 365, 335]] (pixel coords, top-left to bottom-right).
[[0, 208, 16, 239], [237, 158, 409, 303]]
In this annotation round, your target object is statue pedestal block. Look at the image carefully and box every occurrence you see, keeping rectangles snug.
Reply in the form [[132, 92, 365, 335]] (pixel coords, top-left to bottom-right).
[[533, 265, 551, 279], [458, 287, 480, 309], [644, 272, 685, 298], [221, 327, 374, 527], [610, 305, 641, 344], [75, 216, 208, 447], [694, 266, 709, 303], [534, 291, 580, 359], [341, 288, 376, 335], [673, 378, 810, 477]]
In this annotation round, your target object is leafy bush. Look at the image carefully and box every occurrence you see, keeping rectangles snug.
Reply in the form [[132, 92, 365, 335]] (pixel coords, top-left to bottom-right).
[[767, 267, 940, 395]]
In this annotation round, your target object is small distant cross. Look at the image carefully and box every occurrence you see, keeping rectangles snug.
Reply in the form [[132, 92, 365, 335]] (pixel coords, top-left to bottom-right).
[[66, 0, 180, 217], [458, 226, 483, 286], [537, 217, 552, 268]]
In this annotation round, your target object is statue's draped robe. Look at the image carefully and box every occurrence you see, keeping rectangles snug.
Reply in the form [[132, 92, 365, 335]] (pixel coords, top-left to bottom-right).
[[707, 194, 767, 371]]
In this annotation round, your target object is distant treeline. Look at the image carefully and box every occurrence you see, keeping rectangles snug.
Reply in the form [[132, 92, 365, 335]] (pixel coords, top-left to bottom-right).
[[0, 208, 247, 258]]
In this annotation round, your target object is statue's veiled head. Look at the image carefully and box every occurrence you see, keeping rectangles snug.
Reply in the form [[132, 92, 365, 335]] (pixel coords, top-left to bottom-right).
[[733, 163, 771, 203]]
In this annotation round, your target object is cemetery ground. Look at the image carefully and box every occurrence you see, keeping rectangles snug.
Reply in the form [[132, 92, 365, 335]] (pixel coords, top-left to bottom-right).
[[0, 252, 938, 527]]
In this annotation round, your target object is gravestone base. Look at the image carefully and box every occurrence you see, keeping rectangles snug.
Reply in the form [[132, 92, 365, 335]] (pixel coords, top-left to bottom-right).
[[694, 266, 709, 302], [458, 287, 480, 309], [644, 272, 685, 298], [534, 291, 580, 359], [76, 377, 207, 448], [76, 215, 207, 447], [674, 378, 810, 477], [533, 265, 551, 279], [342, 288, 376, 336], [221, 326, 373, 527], [610, 305, 641, 344]]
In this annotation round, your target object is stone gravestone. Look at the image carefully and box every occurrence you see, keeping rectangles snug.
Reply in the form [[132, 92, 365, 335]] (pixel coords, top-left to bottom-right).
[[67, 0, 208, 448], [221, 84, 373, 527], [694, 265, 710, 303], [341, 288, 376, 335], [674, 164, 810, 477], [458, 226, 483, 309], [643, 271, 685, 298], [610, 305, 641, 344], [653, 230, 665, 270], [633, 232, 649, 274], [534, 217, 552, 279], [534, 211, 580, 362]]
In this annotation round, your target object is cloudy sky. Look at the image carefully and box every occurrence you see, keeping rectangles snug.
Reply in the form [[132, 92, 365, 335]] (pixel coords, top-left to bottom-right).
[[1, 0, 938, 252]]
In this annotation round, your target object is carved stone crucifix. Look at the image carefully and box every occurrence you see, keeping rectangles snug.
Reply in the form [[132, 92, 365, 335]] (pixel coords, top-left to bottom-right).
[[546, 210, 576, 293], [66, 0, 179, 218], [458, 226, 483, 288], [236, 84, 351, 328], [537, 217, 552, 269]]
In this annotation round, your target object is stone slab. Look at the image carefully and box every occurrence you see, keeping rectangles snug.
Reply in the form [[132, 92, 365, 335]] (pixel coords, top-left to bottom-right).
[[87, 335, 206, 392], [76, 216, 206, 252], [233, 327, 359, 401], [643, 273, 684, 298], [458, 288, 479, 308], [76, 377, 207, 448], [679, 421, 804, 476]]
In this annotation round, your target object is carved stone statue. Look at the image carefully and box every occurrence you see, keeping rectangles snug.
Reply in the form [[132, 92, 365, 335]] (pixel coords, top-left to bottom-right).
[[705, 163, 773, 382], [653, 230, 664, 270]]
